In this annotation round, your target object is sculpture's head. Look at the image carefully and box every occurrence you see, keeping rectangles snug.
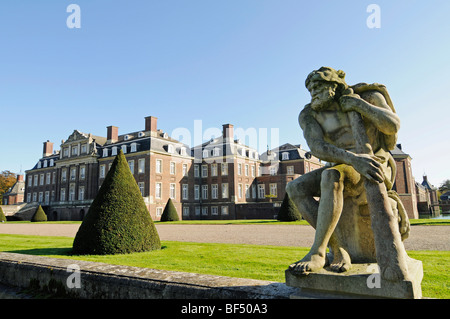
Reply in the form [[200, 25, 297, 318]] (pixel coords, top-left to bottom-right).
[[305, 67, 348, 111]]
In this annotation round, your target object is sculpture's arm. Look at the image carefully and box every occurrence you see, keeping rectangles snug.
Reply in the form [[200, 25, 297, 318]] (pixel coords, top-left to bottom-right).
[[339, 91, 400, 135], [299, 106, 384, 183]]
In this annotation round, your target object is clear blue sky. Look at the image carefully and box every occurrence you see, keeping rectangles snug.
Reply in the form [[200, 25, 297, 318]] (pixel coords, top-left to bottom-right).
[[1, 0, 449, 187]]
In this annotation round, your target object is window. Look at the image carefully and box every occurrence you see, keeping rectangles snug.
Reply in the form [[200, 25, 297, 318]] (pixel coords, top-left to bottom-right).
[[28, 176, 32, 187], [138, 158, 145, 173], [221, 163, 228, 176], [211, 163, 218, 176], [213, 148, 220, 157], [282, 152, 289, 160], [81, 144, 87, 154], [63, 148, 69, 157], [39, 174, 44, 186], [156, 159, 162, 173], [37, 161, 42, 169], [258, 166, 262, 177], [33, 192, 37, 202], [202, 149, 209, 158], [251, 165, 255, 177], [34, 175, 38, 186], [52, 172, 56, 184], [80, 166, 86, 180], [103, 149, 108, 157], [50, 159, 54, 166], [212, 184, 218, 199], [155, 183, 162, 199], [167, 145, 174, 153], [182, 164, 188, 176], [72, 147, 78, 156], [221, 206, 228, 215], [194, 165, 199, 177], [270, 183, 278, 197], [195, 206, 201, 216], [287, 166, 294, 175], [211, 206, 218, 215], [111, 147, 118, 156], [27, 193, 31, 203], [131, 143, 137, 152], [46, 173, 51, 185], [38, 192, 43, 203], [43, 160, 48, 168], [202, 207, 208, 216], [78, 187, 85, 201], [252, 185, 256, 199], [194, 185, 200, 200], [182, 184, 188, 200], [221, 183, 228, 199], [121, 145, 127, 154], [180, 147, 187, 156], [60, 189, 65, 201], [258, 184, 265, 199], [245, 184, 250, 199], [170, 183, 176, 199], [270, 166, 277, 176], [45, 191, 50, 205], [138, 182, 145, 196], [238, 163, 242, 175], [201, 164, 208, 177], [170, 162, 176, 175], [183, 206, 189, 217], [70, 168, 77, 181], [69, 184, 75, 201], [128, 160, 134, 174], [156, 207, 163, 217], [202, 185, 208, 199], [238, 184, 243, 199], [245, 164, 249, 176], [100, 165, 105, 178]]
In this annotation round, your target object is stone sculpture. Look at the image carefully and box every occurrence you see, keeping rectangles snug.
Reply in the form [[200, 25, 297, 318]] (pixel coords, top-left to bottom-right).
[[286, 67, 415, 285]]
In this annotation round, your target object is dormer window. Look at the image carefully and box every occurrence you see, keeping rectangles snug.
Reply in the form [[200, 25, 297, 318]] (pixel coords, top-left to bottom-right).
[[138, 132, 145, 138], [131, 143, 137, 152], [282, 152, 289, 160], [103, 148, 109, 157], [167, 145, 174, 153], [111, 147, 118, 156], [180, 147, 187, 156], [72, 147, 78, 156], [203, 149, 209, 158], [121, 145, 127, 154], [213, 148, 220, 157], [43, 160, 48, 168], [50, 159, 54, 166], [37, 161, 42, 169], [124, 135, 130, 141]]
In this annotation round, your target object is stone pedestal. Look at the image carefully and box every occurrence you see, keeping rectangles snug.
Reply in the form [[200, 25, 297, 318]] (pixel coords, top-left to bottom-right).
[[285, 258, 423, 299]]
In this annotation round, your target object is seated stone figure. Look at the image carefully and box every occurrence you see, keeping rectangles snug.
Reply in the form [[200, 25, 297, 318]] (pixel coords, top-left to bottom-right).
[[286, 67, 411, 281]]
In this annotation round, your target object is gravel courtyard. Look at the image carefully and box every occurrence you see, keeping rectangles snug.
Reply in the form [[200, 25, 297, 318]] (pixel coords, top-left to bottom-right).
[[0, 223, 448, 251]]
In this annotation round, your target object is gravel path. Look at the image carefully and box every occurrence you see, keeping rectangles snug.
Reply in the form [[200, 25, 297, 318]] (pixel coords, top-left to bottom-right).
[[0, 223, 448, 251]]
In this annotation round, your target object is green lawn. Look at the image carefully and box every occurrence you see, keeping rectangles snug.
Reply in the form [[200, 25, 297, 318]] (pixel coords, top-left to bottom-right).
[[0, 234, 448, 299]]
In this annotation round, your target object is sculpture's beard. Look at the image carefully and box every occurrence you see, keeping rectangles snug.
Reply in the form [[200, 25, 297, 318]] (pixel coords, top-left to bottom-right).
[[310, 93, 335, 111]]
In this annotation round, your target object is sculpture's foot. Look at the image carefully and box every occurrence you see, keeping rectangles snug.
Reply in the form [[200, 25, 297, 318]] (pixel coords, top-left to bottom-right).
[[330, 247, 352, 273], [289, 252, 327, 274]]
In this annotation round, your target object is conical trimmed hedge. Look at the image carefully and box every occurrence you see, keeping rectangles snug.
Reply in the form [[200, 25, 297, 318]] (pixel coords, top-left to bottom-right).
[[31, 205, 47, 222], [277, 193, 302, 221], [160, 198, 179, 221], [0, 206, 6, 222], [72, 150, 161, 255]]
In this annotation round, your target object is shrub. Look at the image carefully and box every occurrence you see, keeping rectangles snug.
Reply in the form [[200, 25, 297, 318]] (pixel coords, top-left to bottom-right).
[[72, 150, 161, 255], [277, 193, 302, 221], [160, 198, 179, 221], [0, 206, 6, 222], [31, 205, 48, 222]]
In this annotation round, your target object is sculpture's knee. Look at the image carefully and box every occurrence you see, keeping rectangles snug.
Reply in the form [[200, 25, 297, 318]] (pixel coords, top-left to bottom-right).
[[321, 169, 343, 192], [287, 177, 308, 199]]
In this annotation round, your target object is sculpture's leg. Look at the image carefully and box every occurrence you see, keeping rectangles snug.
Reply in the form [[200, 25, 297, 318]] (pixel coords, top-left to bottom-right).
[[289, 168, 346, 273]]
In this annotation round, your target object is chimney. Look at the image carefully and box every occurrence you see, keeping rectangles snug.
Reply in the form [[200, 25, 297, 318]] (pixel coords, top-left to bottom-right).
[[145, 116, 158, 133], [43, 140, 54, 157], [17, 174, 24, 182], [222, 124, 234, 142], [107, 126, 119, 144]]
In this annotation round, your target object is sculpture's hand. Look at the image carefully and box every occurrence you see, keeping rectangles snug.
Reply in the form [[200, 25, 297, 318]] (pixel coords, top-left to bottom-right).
[[350, 154, 384, 183], [339, 91, 364, 113]]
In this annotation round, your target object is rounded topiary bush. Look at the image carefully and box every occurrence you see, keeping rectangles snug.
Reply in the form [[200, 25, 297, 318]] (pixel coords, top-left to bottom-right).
[[0, 206, 6, 222], [160, 198, 179, 222], [31, 205, 47, 222], [277, 193, 302, 221], [72, 150, 161, 255]]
